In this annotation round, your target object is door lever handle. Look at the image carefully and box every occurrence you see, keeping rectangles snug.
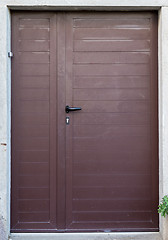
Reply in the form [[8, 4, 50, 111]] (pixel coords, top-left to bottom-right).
[[65, 105, 82, 113]]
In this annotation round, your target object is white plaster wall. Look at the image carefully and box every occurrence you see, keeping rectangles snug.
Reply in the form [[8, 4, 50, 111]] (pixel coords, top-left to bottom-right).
[[0, 0, 167, 8], [0, 1, 168, 240], [0, 5, 10, 240], [158, 7, 168, 240]]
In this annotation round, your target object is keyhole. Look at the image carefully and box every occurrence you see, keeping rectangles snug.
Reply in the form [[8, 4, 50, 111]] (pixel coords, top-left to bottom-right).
[[66, 116, 70, 125]]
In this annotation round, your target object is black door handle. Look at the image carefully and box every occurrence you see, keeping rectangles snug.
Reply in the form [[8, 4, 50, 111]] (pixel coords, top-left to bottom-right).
[[65, 105, 82, 113]]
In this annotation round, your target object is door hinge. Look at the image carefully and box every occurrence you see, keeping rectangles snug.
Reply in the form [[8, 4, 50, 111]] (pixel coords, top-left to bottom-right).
[[8, 51, 13, 58]]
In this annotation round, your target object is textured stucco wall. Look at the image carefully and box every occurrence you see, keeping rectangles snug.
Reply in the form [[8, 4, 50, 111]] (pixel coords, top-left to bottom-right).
[[158, 7, 168, 240], [0, 5, 10, 240], [0, 1, 168, 240], [0, 0, 167, 8]]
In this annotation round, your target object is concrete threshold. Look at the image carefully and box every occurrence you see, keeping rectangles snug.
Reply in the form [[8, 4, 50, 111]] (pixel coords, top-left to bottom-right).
[[10, 232, 162, 240]]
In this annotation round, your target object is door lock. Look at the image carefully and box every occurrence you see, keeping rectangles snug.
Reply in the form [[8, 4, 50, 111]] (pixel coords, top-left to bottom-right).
[[66, 116, 70, 125]]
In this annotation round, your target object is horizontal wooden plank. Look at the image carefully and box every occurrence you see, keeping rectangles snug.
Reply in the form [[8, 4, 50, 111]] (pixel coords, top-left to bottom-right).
[[74, 40, 150, 52], [73, 186, 151, 200], [73, 89, 149, 101], [73, 13, 152, 20], [74, 64, 150, 76], [19, 175, 49, 188], [19, 52, 50, 64], [19, 76, 49, 89], [16, 137, 49, 151], [73, 151, 151, 166], [11, 222, 56, 230], [19, 101, 49, 113], [73, 125, 149, 138], [19, 162, 49, 175], [74, 158, 150, 173], [74, 112, 150, 125], [18, 199, 49, 212], [73, 100, 150, 113], [73, 136, 150, 151], [73, 52, 150, 64], [19, 89, 49, 101], [73, 76, 149, 89], [74, 28, 150, 40], [67, 221, 156, 230], [16, 112, 49, 125], [73, 174, 151, 188], [73, 212, 151, 222], [17, 124, 49, 137], [19, 64, 49, 76], [19, 40, 50, 52], [73, 150, 151, 173], [73, 199, 152, 211], [19, 28, 49, 40], [73, 147, 150, 163], [74, 77, 149, 89], [16, 150, 49, 162], [73, 162, 151, 174], [19, 187, 49, 199], [19, 19, 49, 28], [73, 18, 150, 28], [19, 212, 49, 222]]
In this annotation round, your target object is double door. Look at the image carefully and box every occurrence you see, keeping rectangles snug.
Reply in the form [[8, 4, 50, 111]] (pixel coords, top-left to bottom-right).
[[11, 11, 158, 232]]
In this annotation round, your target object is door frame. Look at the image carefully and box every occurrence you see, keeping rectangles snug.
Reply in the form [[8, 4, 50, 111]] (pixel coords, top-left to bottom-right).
[[0, 3, 168, 240]]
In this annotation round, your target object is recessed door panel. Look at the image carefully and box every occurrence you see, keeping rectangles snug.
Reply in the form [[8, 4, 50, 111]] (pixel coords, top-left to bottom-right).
[[11, 12, 57, 231], [65, 12, 158, 232]]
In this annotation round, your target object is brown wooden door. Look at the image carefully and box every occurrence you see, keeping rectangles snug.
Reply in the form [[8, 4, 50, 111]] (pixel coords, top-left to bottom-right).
[[11, 11, 158, 233]]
